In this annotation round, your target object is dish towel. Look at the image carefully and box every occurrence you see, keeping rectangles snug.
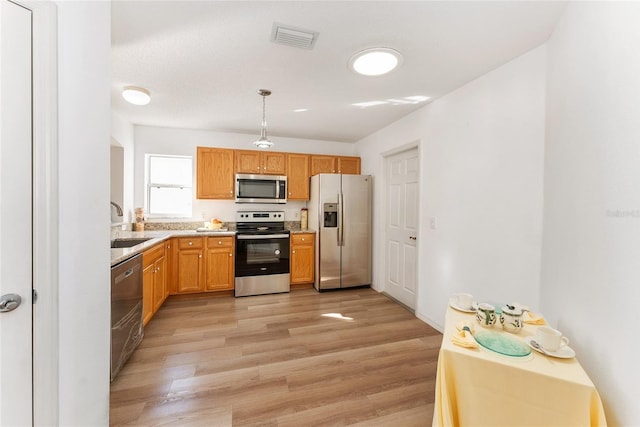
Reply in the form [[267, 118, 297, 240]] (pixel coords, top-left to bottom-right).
[[452, 322, 478, 348], [524, 311, 546, 325]]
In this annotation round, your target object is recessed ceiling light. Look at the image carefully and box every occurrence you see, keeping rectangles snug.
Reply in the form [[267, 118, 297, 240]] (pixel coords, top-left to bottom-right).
[[293, 108, 308, 112], [349, 48, 402, 76], [122, 86, 151, 106]]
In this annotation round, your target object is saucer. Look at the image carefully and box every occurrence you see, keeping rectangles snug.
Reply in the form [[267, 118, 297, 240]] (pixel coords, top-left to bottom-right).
[[525, 336, 575, 359], [449, 297, 478, 313]]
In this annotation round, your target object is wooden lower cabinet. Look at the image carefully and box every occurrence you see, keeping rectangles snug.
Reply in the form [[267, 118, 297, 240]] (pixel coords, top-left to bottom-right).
[[290, 233, 315, 284], [205, 236, 235, 291], [174, 237, 205, 293], [170, 236, 235, 294], [142, 242, 167, 326]]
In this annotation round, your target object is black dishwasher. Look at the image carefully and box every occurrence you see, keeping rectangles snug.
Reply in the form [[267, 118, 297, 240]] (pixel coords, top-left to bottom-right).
[[110, 254, 143, 381]]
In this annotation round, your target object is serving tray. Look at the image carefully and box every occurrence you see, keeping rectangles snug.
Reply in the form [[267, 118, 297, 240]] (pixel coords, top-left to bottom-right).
[[473, 330, 531, 357]]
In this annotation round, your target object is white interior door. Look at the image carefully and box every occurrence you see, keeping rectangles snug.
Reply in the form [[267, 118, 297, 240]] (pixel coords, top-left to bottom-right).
[[385, 147, 419, 309], [0, 0, 33, 424]]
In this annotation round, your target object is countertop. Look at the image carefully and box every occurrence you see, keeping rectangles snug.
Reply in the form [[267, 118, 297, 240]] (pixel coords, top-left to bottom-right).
[[110, 230, 235, 266], [111, 229, 316, 266]]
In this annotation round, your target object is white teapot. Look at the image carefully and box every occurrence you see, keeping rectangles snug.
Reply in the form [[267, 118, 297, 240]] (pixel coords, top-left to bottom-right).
[[500, 304, 524, 334]]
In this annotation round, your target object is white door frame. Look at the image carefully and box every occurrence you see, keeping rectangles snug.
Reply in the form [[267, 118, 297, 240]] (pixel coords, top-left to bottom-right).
[[381, 141, 420, 310], [19, 0, 59, 424]]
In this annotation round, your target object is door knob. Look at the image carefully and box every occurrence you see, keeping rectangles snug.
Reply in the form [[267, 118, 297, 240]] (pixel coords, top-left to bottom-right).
[[0, 293, 22, 313]]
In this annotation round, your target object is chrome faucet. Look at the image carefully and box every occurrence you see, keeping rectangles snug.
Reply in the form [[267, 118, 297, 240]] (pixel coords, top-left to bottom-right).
[[110, 201, 123, 217]]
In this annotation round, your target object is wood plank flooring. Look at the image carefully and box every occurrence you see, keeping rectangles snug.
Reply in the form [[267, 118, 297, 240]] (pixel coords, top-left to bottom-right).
[[110, 288, 443, 426]]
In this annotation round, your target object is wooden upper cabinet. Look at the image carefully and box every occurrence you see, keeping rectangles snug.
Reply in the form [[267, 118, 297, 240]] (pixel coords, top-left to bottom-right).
[[235, 150, 286, 175], [286, 153, 310, 200], [311, 155, 361, 176], [337, 156, 361, 174], [196, 147, 234, 199], [262, 151, 287, 175], [310, 155, 336, 175], [235, 150, 261, 174]]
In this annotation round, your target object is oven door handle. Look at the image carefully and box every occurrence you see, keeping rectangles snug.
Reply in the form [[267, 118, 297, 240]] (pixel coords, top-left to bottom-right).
[[237, 234, 290, 240]]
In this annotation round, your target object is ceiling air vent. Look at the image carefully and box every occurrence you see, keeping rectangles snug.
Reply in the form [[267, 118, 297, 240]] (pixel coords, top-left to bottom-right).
[[271, 23, 319, 50]]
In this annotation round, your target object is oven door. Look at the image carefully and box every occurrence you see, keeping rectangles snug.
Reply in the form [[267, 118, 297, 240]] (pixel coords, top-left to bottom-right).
[[235, 233, 290, 277]]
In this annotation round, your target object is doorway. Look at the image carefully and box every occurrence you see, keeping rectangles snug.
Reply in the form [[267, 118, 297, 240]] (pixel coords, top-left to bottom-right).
[[384, 146, 419, 310]]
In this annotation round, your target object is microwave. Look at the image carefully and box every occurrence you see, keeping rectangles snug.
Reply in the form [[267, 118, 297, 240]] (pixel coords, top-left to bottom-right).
[[235, 174, 287, 204]]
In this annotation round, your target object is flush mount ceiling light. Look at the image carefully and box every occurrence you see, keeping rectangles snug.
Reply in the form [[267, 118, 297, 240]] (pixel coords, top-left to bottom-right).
[[122, 86, 151, 106], [349, 48, 403, 76], [253, 89, 274, 149]]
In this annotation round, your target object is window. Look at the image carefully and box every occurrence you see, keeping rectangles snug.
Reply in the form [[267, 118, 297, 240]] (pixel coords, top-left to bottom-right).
[[146, 154, 192, 217]]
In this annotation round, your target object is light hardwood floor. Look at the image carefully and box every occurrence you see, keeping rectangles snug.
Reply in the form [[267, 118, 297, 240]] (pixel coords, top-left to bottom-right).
[[110, 287, 443, 426]]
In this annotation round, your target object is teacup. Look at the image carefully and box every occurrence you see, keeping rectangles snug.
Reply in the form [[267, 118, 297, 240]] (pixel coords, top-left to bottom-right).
[[536, 326, 570, 352], [453, 293, 474, 310], [476, 303, 497, 327]]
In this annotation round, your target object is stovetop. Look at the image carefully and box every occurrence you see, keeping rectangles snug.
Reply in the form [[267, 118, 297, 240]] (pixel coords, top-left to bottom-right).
[[236, 211, 288, 234]]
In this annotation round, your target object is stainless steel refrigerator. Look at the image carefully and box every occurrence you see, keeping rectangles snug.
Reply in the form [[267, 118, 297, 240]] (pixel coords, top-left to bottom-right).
[[309, 174, 372, 291]]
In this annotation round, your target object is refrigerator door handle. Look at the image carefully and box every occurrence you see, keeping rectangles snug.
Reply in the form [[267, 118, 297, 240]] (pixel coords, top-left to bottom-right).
[[336, 193, 341, 246], [338, 192, 345, 246]]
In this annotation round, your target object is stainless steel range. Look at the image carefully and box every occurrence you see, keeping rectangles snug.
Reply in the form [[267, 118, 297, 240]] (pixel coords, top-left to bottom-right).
[[234, 211, 290, 297]]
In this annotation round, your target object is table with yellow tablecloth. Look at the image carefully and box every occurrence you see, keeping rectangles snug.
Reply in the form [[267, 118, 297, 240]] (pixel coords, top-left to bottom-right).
[[433, 306, 607, 426]]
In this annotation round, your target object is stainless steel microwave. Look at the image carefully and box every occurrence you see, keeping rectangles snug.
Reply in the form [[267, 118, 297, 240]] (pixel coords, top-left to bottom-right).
[[235, 174, 287, 204]]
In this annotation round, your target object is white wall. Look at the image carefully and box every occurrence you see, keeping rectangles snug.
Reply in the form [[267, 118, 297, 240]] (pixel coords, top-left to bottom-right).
[[542, 3, 640, 425], [111, 112, 135, 222], [134, 125, 357, 222], [356, 46, 546, 329], [57, 1, 110, 425]]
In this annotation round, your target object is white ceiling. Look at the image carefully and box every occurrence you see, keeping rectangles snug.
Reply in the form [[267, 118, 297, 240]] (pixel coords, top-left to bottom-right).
[[111, 1, 566, 143]]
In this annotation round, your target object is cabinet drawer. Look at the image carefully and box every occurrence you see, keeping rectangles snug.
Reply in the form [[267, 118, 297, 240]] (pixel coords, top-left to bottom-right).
[[207, 236, 234, 248], [177, 237, 204, 250], [291, 233, 314, 245], [142, 242, 165, 267]]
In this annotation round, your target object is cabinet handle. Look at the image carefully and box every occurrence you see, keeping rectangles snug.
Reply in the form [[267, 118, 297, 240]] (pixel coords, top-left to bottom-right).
[[218, 240, 222, 245], [301, 238, 305, 241], [199, 255, 202, 258], [292, 250, 296, 254], [229, 253, 232, 257], [188, 241, 193, 246]]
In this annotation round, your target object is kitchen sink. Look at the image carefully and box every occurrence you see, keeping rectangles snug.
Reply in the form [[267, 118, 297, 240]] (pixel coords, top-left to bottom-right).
[[110, 238, 151, 249]]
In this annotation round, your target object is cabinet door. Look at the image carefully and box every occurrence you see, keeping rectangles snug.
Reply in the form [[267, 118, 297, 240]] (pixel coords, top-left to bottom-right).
[[338, 156, 361, 175], [286, 153, 310, 200], [142, 263, 155, 326], [176, 248, 204, 293], [205, 247, 234, 291], [262, 151, 287, 175], [153, 256, 166, 312], [235, 150, 261, 174], [196, 147, 234, 199], [290, 234, 315, 284], [310, 155, 336, 175]]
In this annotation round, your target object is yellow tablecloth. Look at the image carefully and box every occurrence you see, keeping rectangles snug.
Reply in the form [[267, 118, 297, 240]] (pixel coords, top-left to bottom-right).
[[433, 307, 607, 427]]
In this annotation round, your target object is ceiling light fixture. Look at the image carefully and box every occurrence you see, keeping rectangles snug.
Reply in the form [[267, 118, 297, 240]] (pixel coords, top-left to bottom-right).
[[253, 89, 274, 149], [122, 86, 151, 105], [349, 48, 402, 76]]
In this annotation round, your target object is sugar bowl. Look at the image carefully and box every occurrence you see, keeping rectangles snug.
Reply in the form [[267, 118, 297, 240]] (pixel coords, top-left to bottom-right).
[[500, 304, 524, 334]]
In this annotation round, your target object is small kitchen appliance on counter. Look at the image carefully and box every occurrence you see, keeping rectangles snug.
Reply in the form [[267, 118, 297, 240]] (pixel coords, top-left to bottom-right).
[[234, 211, 290, 296]]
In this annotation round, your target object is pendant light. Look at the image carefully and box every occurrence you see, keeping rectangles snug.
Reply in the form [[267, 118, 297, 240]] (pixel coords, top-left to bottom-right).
[[253, 89, 274, 149]]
